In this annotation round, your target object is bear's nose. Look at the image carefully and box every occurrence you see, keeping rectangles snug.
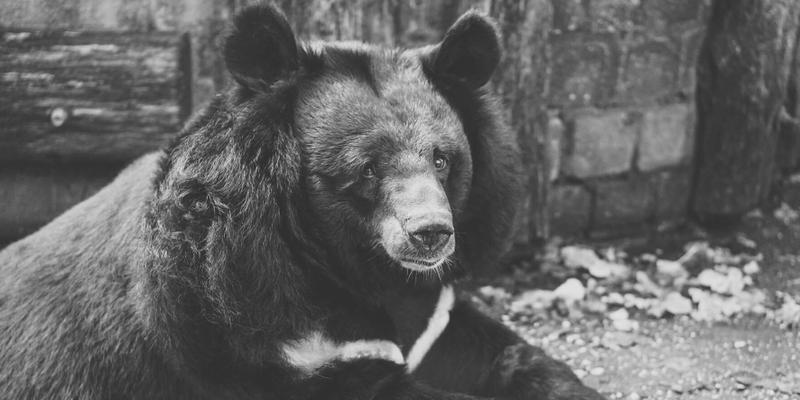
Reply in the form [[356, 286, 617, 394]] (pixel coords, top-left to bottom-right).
[[409, 224, 453, 253]]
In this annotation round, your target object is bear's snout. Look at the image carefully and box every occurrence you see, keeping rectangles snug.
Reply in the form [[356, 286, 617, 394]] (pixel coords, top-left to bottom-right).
[[406, 218, 453, 254], [378, 174, 456, 271]]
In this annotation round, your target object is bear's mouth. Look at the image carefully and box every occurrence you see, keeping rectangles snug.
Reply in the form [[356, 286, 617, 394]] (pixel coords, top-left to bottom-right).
[[399, 257, 447, 271]]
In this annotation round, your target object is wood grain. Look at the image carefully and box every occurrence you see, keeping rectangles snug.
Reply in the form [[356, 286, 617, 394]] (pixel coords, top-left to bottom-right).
[[0, 29, 191, 163]]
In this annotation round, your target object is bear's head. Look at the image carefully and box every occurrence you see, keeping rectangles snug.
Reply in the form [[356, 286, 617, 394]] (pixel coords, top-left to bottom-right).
[[148, 5, 521, 327]]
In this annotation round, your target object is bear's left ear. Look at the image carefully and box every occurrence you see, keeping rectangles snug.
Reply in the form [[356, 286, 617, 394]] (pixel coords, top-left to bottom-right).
[[425, 11, 501, 89], [223, 4, 299, 92]]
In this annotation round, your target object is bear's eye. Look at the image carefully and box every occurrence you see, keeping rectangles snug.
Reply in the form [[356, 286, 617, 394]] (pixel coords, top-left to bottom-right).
[[362, 163, 377, 178], [433, 153, 448, 170]]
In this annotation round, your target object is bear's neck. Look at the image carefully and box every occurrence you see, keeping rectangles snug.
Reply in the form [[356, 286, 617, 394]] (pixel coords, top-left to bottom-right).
[[382, 284, 454, 369], [282, 284, 454, 374], [304, 269, 447, 347]]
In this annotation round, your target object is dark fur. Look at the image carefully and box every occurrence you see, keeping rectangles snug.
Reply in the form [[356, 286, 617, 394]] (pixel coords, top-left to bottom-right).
[[0, 4, 604, 400]]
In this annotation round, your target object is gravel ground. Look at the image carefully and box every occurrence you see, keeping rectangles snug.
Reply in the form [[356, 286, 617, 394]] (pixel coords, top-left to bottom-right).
[[506, 317, 799, 400], [468, 181, 800, 400]]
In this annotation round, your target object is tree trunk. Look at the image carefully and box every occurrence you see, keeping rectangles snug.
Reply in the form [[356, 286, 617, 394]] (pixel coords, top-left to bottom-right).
[[489, 0, 552, 243], [776, 25, 800, 173], [692, 0, 800, 221]]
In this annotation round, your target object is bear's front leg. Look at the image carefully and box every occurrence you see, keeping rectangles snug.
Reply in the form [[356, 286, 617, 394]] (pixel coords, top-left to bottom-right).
[[306, 359, 495, 400], [479, 343, 604, 400], [413, 301, 605, 400]]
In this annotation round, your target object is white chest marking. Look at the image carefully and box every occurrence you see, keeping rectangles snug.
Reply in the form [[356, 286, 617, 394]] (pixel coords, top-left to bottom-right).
[[282, 332, 404, 375], [405, 285, 455, 372], [281, 285, 454, 375]]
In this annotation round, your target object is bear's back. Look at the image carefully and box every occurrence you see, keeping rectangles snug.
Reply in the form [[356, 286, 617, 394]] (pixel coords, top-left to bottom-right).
[[0, 152, 191, 399], [0, 152, 159, 279]]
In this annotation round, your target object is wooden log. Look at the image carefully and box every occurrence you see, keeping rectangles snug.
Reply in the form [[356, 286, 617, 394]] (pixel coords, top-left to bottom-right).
[[691, 0, 800, 221], [0, 30, 191, 163]]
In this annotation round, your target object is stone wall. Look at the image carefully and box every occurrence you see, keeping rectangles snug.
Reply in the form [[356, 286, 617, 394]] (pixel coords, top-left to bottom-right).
[[544, 0, 709, 238], [0, 0, 711, 243]]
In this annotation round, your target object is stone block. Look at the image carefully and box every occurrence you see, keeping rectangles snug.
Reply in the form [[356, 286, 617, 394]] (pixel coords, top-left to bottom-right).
[[650, 168, 691, 222], [561, 108, 640, 178], [547, 112, 566, 181], [590, 176, 655, 229], [638, 103, 694, 171], [551, 0, 589, 33], [589, 0, 640, 33], [549, 33, 618, 107], [616, 37, 681, 104], [588, 0, 706, 33], [640, 0, 705, 28], [676, 26, 706, 95], [548, 184, 592, 236]]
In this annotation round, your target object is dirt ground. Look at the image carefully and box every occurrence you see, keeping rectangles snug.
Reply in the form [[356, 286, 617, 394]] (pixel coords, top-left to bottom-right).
[[469, 183, 800, 400], [509, 316, 799, 400]]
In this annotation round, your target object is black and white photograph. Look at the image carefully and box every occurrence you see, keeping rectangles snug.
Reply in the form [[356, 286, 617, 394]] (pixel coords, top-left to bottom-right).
[[1, 1, 799, 399]]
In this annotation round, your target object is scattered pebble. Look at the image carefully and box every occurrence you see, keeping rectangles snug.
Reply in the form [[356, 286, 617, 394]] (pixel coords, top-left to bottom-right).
[[663, 292, 693, 315], [743, 260, 760, 275], [554, 278, 586, 303], [608, 308, 629, 321], [736, 233, 757, 249], [561, 246, 630, 280], [656, 259, 689, 286], [696, 269, 732, 294], [478, 285, 510, 303], [509, 289, 555, 313], [561, 246, 600, 270], [677, 242, 715, 271], [612, 318, 639, 332], [604, 292, 625, 305], [772, 294, 800, 327], [774, 203, 799, 224], [600, 331, 638, 349]]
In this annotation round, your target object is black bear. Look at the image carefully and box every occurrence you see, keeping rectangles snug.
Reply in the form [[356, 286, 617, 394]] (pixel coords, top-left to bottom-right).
[[0, 4, 604, 400]]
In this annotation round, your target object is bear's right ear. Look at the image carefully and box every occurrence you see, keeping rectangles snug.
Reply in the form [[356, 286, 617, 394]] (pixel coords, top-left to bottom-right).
[[425, 11, 501, 89], [223, 5, 299, 92]]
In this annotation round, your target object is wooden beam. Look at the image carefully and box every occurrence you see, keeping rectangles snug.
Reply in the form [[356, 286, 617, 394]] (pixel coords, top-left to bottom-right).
[[0, 30, 191, 163]]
